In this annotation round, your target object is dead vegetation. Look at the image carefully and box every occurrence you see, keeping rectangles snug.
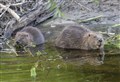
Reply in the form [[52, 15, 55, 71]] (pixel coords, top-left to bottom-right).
[[0, 0, 64, 38]]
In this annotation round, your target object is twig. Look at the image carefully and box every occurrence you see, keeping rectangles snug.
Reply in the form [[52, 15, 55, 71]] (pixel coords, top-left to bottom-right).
[[24, 47, 34, 57], [6, 41, 19, 56], [99, 31, 115, 36], [0, 5, 10, 17], [111, 24, 120, 28], [0, 3, 20, 21], [11, 0, 25, 6], [77, 15, 103, 23], [74, 0, 91, 11]]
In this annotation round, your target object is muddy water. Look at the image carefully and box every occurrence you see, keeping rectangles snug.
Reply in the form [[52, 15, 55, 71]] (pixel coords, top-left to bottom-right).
[[0, 43, 120, 82]]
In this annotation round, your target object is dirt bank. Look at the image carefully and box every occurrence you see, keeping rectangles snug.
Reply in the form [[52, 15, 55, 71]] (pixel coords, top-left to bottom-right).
[[62, 0, 120, 24]]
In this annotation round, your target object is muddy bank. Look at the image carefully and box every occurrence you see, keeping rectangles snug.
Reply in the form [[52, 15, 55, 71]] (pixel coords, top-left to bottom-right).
[[62, 0, 120, 24], [37, 23, 120, 42]]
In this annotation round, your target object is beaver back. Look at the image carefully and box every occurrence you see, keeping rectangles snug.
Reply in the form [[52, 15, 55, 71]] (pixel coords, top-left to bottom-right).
[[55, 26, 104, 50], [20, 26, 45, 45]]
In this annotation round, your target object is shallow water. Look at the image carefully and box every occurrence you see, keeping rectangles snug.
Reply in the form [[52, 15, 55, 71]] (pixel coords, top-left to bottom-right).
[[0, 44, 120, 82]]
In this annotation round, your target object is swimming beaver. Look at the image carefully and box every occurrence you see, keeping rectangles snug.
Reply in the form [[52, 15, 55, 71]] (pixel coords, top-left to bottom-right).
[[14, 26, 45, 55], [55, 26, 104, 50]]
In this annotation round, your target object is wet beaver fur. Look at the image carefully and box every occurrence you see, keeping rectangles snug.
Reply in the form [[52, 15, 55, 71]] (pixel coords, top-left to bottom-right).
[[14, 26, 45, 55], [55, 25, 104, 50], [15, 26, 45, 47]]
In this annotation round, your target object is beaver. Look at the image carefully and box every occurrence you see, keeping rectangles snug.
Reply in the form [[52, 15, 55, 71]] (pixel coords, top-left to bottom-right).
[[55, 25, 104, 50], [14, 26, 45, 55], [14, 26, 45, 56]]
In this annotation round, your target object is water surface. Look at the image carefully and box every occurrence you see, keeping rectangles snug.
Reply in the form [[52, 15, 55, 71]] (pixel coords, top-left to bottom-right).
[[0, 44, 120, 82]]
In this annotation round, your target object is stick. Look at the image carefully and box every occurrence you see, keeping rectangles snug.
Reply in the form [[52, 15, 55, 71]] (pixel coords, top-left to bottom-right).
[[24, 47, 34, 57], [6, 41, 19, 56], [0, 5, 10, 17], [111, 24, 120, 28], [74, 0, 91, 11], [99, 31, 115, 36], [77, 15, 103, 23], [11, 0, 25, 6], [0, 3, 20, 21]]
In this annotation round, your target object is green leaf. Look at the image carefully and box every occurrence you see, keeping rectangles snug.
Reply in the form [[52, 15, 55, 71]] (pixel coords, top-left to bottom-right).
[[36, 51, 42, 56], [54, 8, 64, 18], [48, 0, 57, 11], [30, 67, 37, 77]]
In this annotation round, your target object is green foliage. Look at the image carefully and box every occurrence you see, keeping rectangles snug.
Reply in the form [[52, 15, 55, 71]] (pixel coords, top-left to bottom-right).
[[48, 0, 64, 18], [48, 0, 57, 11], [93, 0, 100, 5], [54, 7, 64, 18], [36, 51, 42, 56], [105, 34, 120, 49], [30, 61, 39, 79], [30, 67, 37, 78], [30, 44, 36, 47]]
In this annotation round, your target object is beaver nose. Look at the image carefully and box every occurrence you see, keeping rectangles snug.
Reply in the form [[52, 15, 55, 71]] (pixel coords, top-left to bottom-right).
[[16, 41, 20, 44], [99, 39, 102, 42]]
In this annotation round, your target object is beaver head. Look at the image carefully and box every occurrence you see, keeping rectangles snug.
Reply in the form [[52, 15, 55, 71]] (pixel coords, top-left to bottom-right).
[[83, 32, 104, 50], [14, 32, 34, 47]]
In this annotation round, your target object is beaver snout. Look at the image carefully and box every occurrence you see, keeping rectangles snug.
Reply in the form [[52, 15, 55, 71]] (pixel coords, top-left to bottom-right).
[[99, 39, 102, 42], [16, 41, 19, 44], [16, 40, 24, 45], [98, 39, 104, 48], [16, 41, 21, 44]]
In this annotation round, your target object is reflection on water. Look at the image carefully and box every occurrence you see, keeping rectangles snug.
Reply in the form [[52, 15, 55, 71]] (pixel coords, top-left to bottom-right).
[[57, 49, 105, 66], [0, 44, 120, 82]]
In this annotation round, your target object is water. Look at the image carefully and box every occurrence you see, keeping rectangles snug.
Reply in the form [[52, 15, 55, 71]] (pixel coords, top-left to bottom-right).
[[0, 24, 120, 82], [0, 43, 120, 82]]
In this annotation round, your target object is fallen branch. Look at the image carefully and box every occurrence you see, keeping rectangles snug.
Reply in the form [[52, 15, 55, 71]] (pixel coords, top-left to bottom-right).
[[0, 5, 10, 17], [0, 3, 20, 21]]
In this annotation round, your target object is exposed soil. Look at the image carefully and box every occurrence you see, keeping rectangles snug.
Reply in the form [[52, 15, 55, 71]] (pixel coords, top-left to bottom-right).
[[62, 0, 120, 24]]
